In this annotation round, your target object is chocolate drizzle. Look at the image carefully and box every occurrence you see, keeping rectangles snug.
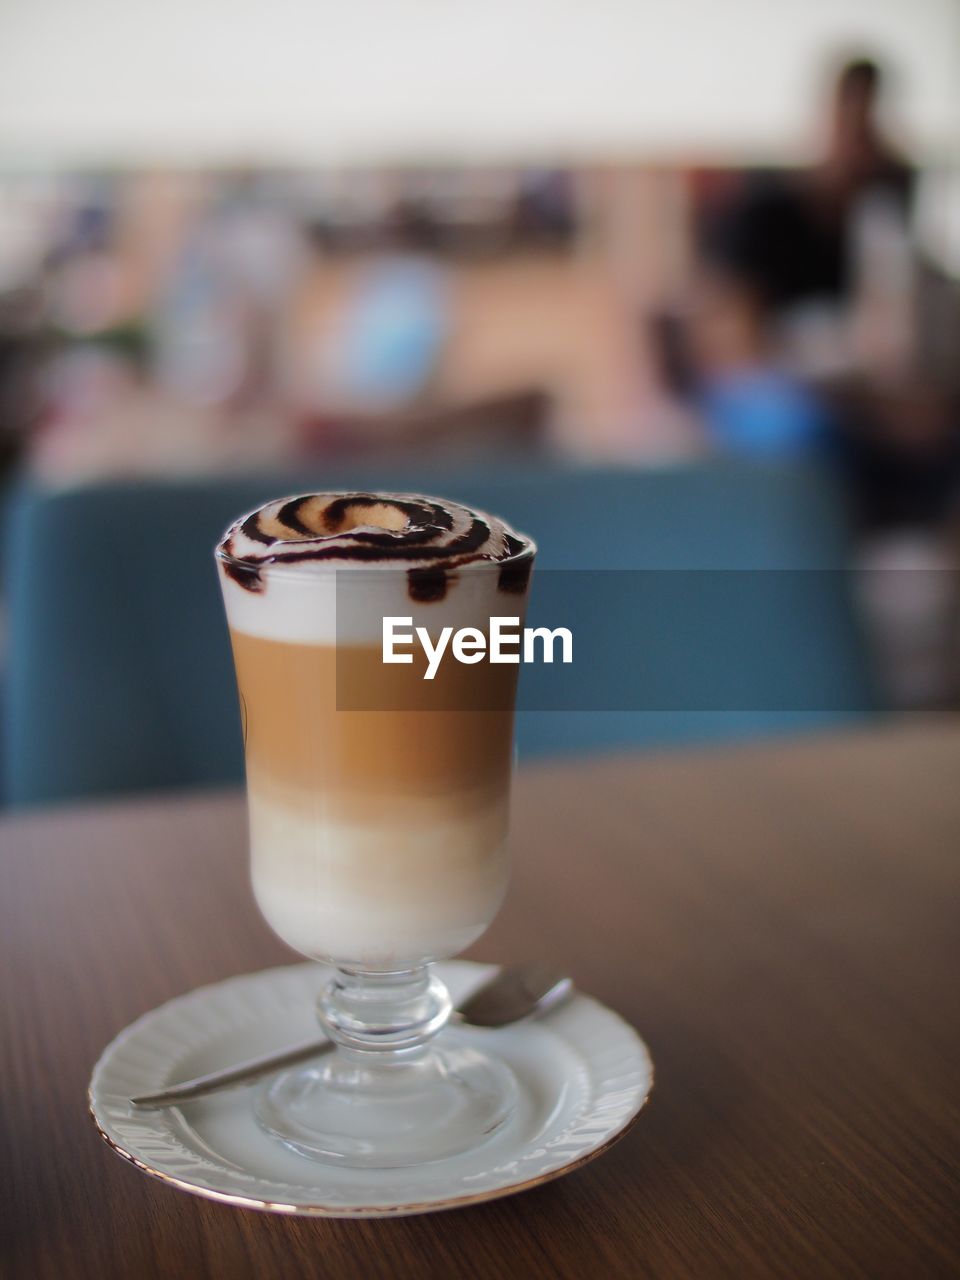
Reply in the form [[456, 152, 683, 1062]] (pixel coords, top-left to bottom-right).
[[445, 518, 491, 556], [497, 532, 533, 593], [276, 497, 313, 536], [217, 491, 534, 602], [239, 512, 273, 545], [222, 558, 264, 591], [407, 566, 452, 603]]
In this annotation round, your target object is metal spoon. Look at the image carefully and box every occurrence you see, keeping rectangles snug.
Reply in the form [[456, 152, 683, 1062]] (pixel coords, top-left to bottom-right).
[[131, 965, 573, 1110]]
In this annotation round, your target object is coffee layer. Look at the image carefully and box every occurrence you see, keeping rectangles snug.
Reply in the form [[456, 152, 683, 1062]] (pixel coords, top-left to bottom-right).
[[230, 630, 518, 802]]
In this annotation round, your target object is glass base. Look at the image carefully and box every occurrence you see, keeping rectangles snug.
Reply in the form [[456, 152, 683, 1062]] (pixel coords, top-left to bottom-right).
[[255, 1037, 518, 1168]]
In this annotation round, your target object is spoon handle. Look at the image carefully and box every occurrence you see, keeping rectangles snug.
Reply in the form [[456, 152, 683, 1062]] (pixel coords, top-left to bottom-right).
[[130, 1036, 335, 1109]]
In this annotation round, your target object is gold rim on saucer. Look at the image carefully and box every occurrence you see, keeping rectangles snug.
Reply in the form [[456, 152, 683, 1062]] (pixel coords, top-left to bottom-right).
[[88, 960, 654, 1218]]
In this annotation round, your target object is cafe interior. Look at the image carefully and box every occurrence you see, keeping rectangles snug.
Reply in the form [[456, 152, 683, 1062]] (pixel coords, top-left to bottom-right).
[[4, 4, 960, 1273], [1, 0, 959, 807]]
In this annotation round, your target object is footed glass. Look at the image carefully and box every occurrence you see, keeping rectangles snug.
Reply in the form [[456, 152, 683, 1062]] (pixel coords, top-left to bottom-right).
[[216, 528, 534, 1168]]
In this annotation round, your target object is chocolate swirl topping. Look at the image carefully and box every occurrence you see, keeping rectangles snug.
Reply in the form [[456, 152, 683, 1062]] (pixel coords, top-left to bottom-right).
[[218, 492, 534, 601]]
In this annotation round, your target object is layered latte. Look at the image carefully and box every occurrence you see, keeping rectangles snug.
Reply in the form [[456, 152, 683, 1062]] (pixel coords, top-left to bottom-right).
[[217, 493, 535, 969]]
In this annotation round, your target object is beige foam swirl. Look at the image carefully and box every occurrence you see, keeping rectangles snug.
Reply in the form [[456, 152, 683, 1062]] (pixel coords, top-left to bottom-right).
[[218, 492, 529, 571]]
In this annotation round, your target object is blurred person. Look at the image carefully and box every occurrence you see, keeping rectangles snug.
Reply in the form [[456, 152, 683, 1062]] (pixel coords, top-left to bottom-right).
[[686, 56, 960, 713], [706, 57, 913, 317], [682, 56, 918, 428], [642, 55, 960, 719], [645, 60, 915, 465], [665, 55, 952, 470]]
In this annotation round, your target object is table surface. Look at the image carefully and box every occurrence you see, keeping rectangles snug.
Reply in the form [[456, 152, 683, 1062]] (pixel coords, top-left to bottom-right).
[[3, 721, 959, 1280]]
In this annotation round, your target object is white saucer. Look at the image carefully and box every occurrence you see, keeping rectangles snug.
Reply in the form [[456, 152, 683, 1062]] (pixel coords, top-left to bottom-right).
[[89, 960, 654, 1218]]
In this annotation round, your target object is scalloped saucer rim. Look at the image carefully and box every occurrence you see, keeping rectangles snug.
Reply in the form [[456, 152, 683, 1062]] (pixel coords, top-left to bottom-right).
[[89, 959, 654, 1218]]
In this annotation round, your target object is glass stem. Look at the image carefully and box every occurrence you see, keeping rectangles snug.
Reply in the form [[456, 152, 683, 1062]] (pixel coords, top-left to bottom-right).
[[317, 965, 452, 1064]]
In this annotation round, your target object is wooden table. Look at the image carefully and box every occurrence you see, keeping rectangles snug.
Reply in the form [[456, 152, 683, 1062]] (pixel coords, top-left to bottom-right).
[[3, 722, 959, 1279]]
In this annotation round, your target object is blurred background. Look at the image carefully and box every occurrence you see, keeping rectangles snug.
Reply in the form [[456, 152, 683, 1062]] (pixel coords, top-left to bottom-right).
[[2, 0, 959, 806]]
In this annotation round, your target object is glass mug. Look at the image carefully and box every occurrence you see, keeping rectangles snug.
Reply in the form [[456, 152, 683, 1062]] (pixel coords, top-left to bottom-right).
[[216, 503, 535, 1167]]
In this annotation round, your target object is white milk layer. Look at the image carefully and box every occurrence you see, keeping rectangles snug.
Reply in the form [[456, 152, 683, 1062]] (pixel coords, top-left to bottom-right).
[[247, 790, 510, 966], [218, 558, 524, 645]]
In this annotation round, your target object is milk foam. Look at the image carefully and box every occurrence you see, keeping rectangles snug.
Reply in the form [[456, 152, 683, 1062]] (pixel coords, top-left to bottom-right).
[[217, 492, 534, 645], [248, 791, 509, 965]]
